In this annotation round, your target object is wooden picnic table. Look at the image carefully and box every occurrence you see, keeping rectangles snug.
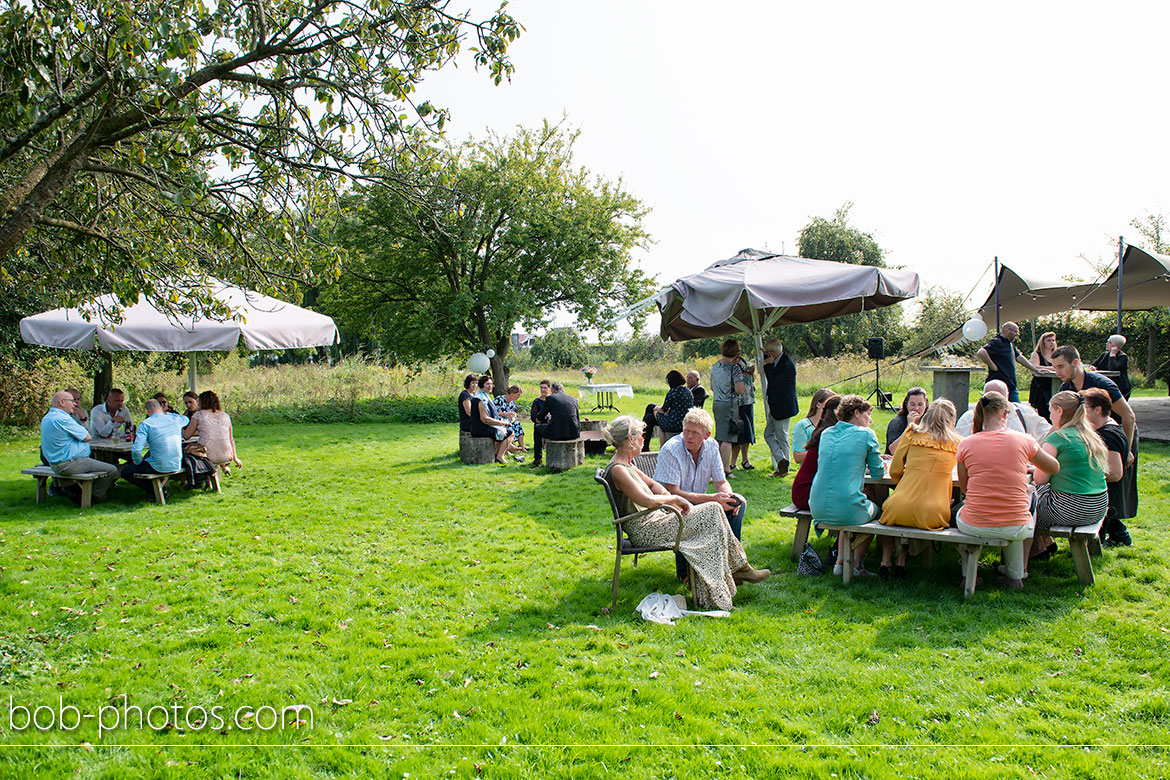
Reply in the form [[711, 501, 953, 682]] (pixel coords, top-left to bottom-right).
[[88, 436, 199, 465], [88, 437, 132, 465]]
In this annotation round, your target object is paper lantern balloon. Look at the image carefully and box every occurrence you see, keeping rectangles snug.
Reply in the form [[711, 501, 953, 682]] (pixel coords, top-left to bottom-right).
[[468, 352, 490, 373], [485, 349, 496, 359], [961, 316, 988, 342]]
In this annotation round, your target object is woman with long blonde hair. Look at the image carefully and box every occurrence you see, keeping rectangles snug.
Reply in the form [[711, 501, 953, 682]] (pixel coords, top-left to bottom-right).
[[878, 399, 963, 578], [1027, 390, 1110, 566]]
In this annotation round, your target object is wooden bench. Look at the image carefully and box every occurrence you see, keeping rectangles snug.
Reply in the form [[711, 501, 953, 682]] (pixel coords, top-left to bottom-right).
[[458, 431, 495, 465], [22, 466, 104, 508], [1045, 520, 1105, 584], [780, 504, 814, 562], [815, 520, 1013, 597], [137, 471, 182, 505]]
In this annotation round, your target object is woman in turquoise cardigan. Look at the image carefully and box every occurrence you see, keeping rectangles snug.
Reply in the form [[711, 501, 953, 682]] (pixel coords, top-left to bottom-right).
[[809, 395, 886, 577]]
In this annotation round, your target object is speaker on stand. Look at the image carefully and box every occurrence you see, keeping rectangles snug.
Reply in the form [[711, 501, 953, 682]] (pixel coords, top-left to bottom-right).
[[866, 337, 895, 410]]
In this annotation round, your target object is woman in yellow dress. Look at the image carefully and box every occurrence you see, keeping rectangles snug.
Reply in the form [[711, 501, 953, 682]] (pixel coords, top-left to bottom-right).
[[877, 399, 961, 578]]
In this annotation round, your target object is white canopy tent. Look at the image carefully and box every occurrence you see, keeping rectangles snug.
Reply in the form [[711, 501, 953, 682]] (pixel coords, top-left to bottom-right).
[[20, 279, 339, 392]]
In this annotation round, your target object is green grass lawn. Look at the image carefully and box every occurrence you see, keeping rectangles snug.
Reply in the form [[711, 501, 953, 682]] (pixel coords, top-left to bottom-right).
[[1, 399, 1169, 777]]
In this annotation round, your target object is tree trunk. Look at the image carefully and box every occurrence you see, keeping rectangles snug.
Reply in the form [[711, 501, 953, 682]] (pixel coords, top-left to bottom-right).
[[822, 330, 833, 358], [490, 351, 510, 390], [93, 351, 112, 405]]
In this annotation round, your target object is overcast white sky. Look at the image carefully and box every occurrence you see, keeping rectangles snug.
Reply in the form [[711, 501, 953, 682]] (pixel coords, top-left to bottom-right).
[[423, 1, 1170, 331]]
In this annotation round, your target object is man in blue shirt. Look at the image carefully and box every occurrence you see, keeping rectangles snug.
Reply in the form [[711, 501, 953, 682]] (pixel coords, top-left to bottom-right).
[[40, 391, 119, 504], [121, 399, 188, 496], [976, 322, 1036, 402]]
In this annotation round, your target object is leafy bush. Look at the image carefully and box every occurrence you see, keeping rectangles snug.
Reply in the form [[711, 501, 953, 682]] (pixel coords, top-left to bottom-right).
[[530, 329, 587, 368]]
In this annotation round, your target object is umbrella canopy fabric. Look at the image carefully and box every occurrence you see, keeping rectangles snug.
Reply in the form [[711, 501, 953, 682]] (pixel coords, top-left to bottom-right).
[[20, 280, 338, 353], [655, 249, 921, 341]]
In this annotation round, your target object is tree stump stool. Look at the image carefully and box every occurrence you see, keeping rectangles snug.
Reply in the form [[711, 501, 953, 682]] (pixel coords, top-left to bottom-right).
[[459, 432, 495, 465], [580, 420, 606, 432], [546, 439, 585, 472]]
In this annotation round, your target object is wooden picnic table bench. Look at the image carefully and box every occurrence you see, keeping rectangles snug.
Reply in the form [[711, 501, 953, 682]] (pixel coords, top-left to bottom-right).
[[815, 520, 1013, 597], [133, 471, 183, 505], [1045, 520, 1105, 584], [22, 466, 104, 508]]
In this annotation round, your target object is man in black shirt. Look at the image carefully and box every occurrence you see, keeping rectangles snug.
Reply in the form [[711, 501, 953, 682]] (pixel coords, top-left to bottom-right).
[[1051, 345, 1136, 465], [975, 321, 1035, 403]]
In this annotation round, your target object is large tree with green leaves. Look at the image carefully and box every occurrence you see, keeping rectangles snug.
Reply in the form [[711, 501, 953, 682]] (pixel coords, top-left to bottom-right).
[[0, 0, 520, 322], [775, 203, 904, 357], [322, 121, 653, 385]]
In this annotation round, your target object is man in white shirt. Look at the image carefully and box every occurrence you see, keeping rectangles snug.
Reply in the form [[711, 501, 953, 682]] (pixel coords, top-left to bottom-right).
[[654, 407, 749, 581], [90, 388, 133, 439], [956, 379, 1051, 442]]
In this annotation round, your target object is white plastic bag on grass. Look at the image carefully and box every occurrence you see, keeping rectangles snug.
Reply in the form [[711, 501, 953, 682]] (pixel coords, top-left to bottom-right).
[[634, 592, 730, 625]]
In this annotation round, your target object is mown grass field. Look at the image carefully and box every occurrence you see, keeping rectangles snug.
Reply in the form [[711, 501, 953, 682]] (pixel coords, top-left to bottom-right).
[[1, 391, 1168, 777]]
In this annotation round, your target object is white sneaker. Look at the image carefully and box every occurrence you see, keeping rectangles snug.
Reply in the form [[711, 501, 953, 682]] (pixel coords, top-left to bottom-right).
[[832, 561, 844, 576], [996, 564, 1028, 580]]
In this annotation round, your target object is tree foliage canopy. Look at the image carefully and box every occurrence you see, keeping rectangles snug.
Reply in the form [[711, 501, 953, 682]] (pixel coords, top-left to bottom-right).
[[322, 121, 653, 383], [775, 203, 904, 358], [0, 0, 520, 322]]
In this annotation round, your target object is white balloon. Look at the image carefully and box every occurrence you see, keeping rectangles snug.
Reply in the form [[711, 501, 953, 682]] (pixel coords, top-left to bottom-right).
[[962, 316, 988, 342], [468, 352, 490, 373], [485, 349, 496, 359]]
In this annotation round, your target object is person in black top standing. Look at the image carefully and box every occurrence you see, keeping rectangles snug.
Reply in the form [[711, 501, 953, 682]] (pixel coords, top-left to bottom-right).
[[529, 382, 580, 468], [976, 321, 1035, 403], [1028, 331, 1059, 421], [762, 339, 799, 476], [1089, 334, 1132, 400]]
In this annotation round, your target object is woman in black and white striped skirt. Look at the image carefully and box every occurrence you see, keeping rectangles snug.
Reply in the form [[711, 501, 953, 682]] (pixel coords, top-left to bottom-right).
[[1027, 391, 1109, 568]]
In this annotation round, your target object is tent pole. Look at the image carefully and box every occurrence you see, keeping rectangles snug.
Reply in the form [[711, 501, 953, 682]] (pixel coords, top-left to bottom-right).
[[1117, 235, 1124, 334], [188, 353, 198, 394], [994, 256, 1001, 332], [749, 306, 767, 402]]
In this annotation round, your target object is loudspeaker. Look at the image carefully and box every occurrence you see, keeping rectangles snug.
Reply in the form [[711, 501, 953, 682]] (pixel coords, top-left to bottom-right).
[[867, 337, 885, 360]]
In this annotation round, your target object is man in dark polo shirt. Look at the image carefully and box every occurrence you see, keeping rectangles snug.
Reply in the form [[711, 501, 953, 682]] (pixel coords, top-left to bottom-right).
[[1051, 344, 1136, 466], [975, 321, 1035, 403]]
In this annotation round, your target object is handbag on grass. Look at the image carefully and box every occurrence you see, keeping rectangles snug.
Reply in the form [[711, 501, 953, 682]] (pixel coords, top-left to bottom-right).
[[797, 543, 824, 576]]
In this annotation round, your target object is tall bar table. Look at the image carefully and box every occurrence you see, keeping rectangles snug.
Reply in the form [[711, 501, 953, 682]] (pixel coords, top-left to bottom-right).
[[922, 365, 983, 411]]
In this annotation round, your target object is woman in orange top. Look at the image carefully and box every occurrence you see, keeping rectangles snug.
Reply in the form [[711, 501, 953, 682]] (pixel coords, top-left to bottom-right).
[[877, 399, 962, 578], [954, 391, 1059, 588]]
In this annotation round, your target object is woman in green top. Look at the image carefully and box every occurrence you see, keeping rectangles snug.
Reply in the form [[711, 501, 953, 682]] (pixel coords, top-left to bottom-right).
[[1030, 390, 1109, 545]]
